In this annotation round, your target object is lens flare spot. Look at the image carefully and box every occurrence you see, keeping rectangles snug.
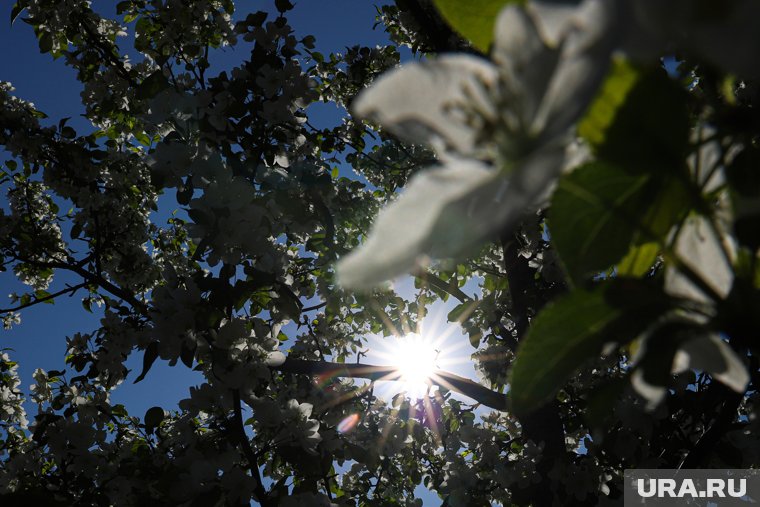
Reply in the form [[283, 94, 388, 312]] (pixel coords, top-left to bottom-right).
[[337, 413, 360, 434]]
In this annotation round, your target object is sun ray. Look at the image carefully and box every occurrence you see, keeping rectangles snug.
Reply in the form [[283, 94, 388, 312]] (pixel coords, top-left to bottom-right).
[[314, 370, 404, 412], [422, 393, 442, 443], [369, 299, 401, 337]]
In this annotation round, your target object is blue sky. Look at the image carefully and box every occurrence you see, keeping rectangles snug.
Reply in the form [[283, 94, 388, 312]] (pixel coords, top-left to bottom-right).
[[0, 2, 485, 504], [0, 0, 398, 412]]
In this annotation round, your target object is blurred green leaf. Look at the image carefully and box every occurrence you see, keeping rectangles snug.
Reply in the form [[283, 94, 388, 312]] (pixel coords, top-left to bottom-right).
[[432, 0, 518, 52], [616, 242, 659, 277], [551, 162, 650, 282], [578, 57, 640, 148], [583, 63, 690, 172], [551, 162, 690, 282], [510, 283, 669, 415], [511, 289, 615, 415]]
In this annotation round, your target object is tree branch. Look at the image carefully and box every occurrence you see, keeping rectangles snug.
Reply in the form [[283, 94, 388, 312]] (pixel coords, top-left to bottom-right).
[[231, 389, 272, 507], [414, 270, 471, 303], [14, 257, 149, 317], [501, 233, 565, 507], [0, 282, 87, 314], [275, 357, 508, 411]]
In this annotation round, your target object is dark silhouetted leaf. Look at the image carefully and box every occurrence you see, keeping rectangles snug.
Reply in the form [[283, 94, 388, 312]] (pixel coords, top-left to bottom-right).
[[38, 31, 53, 53], [137, 70, 169, 100], [134, 341, 159, 383], [144, 406, 165, 432]]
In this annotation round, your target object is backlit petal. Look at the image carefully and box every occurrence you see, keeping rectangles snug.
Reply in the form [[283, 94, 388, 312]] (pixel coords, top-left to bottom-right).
[[665, 215, 734, 305], [534, 0, 619, 140], [337, 160, 498, 289], [337, 146, 565, 289], [493, 5, 560, 129], [673, 333, 749, 394], [352, 55, 497, 156]]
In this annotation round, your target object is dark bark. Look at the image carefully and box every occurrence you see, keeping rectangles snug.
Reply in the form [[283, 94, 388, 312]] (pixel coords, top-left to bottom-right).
[[502, 233, 566, 506]]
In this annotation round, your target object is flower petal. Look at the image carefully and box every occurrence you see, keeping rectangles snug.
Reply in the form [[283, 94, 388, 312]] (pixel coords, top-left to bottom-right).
[[630, 368, 667, 410], [688, 125, 724, 192], [337, 147, 565, 289], [352, 55, 498, 156], [534, 0, 620, 140], [337, 160, 498, 289], [674, 333, 749, 393], [664, 215, 734, 304], [527, 1, 583, 48], [493, 5, 560, 129], [265, 351, 286, 367]]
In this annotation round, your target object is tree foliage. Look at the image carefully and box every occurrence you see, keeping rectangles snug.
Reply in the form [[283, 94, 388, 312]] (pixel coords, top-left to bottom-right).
[[2, 0, 760, 505]]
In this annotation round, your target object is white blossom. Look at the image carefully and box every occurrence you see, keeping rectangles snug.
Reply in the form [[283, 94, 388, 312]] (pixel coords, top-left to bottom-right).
[[337, 0, 617, 288], [632, 134, 749, 406], [632, 331, 749, 410]]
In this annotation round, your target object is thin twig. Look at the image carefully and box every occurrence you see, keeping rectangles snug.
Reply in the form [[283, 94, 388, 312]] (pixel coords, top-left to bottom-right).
[[0, 282, 88, 314]]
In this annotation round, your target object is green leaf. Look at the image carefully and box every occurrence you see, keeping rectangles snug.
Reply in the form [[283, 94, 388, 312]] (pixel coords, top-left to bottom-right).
[[510, 283, 669, 415], [551, 162, 691, 282], [467, 331, 482, 349], [447, 300, 479, 323], [34, 289, 55, 304], [179, 342, 195, 369], [432, 0, 518, 52], [639, 173, 692, 239], [134, 130, 151, 146], [578, 57, 640, 148], [616, 242, 659, 277], [116, 1, 131, 14], [511, 289, 614, 415], [550, 162, 651, 282], [582, 63, 690, 172], [302, 35, 316, 50]]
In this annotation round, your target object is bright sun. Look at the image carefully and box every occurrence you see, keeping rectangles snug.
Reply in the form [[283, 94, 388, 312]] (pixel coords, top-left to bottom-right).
[[362, 311, 473, 401], [392, 333, 439, 394]]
